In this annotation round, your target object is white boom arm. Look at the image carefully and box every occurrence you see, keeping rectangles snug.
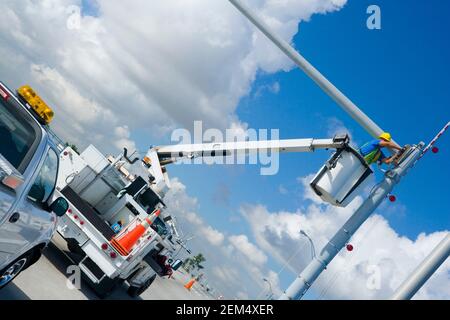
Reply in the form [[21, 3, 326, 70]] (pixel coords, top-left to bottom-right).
[[155, 138, 344, 160], [144, 135, 350, 196]]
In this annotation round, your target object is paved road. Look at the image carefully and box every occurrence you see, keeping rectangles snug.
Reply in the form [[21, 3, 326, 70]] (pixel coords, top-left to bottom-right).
[[0, 235, 209, 300]]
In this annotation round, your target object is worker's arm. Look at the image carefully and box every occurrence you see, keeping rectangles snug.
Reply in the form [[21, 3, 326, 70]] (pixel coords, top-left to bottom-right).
[[381, 156, 395, 164], [379, 140, 402, 151], [378, 148, 396, 164]]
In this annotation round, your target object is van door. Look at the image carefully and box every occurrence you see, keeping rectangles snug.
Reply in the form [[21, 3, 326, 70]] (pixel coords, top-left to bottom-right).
[[0, 89, 42, 267], [0, 181, 17, 266], [0, 148, 59, 266]]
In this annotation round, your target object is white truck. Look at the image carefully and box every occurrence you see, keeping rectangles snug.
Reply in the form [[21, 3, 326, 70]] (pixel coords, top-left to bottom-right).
[[0, 83, 69, 289], [54, 144, 183, 298]]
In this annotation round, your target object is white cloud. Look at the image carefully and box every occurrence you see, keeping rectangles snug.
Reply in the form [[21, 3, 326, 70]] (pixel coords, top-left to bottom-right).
[[165, 178, 224, 246], [254, 81, 281, 97], [164, 178, 282, 299], [236, 291, 250, 300], [202, 226, 225, 246], [241, 176, 450, 299], [278, 184, 288, 195], [229, 234, 268, 265], [327, 117, 353, 140]]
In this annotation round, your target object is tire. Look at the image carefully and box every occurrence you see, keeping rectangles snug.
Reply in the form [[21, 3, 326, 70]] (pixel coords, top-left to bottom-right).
[[23, 248, 42, 271], [127, 274, 156, 298], [0, 251, 33, 289]]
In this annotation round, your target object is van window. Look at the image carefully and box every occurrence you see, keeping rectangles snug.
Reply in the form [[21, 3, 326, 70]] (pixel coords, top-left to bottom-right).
[[0, 97, 41, 173], [28, 149, 58, 204]]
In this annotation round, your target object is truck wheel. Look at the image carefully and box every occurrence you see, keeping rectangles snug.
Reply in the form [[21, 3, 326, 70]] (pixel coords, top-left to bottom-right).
[[127, 274, 156, 298], [0, 252, 32, 289]]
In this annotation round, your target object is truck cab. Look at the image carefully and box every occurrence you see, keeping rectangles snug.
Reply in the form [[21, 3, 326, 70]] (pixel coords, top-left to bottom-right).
[[0, 82, 68, 288]]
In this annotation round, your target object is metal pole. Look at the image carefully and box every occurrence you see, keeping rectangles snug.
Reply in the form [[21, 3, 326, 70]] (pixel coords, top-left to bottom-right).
[[227, 0, 444, 300], [228, 0, 390, 142], [391, 233, 450, 300], [263, 278, 274, 299], [278, 144, 424, 299]]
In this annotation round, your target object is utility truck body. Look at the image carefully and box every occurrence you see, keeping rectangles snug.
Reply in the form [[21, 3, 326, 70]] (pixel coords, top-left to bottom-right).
[[55, 144, 181, 297]]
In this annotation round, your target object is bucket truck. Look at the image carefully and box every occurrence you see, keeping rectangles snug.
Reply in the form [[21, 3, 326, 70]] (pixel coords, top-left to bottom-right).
[[53, 144, 184, 298], [142, 134, 410, 207]]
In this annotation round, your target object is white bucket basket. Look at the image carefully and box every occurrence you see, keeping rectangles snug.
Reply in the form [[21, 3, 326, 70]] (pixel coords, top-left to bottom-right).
[[310, 146, 373, 207]]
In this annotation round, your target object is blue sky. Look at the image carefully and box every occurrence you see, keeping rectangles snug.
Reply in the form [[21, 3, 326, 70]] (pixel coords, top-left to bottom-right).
[[134, 0, 449, 295]]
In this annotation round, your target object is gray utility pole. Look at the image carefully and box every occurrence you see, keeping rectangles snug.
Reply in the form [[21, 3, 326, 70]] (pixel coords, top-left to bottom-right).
[[228, 0, 392, 144], [391, 233, 450, 300], [279, 144, 423, 299], [228, 0, 426, 300]]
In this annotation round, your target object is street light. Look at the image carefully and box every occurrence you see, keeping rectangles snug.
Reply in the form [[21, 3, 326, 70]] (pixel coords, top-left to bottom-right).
[[174, 235, 196, 258], [300, 230, 316, 260], [263, 278, 274, 300]]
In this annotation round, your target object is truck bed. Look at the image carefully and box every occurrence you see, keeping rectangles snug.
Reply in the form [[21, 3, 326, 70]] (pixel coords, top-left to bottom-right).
[[61, 186, 116, 241]]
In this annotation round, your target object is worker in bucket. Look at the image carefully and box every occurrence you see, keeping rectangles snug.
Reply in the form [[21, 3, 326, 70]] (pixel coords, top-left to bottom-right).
[[359, 132, 402, 165]]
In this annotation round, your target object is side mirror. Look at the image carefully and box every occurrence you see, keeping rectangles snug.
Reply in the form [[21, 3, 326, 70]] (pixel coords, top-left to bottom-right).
[[50, 197, 69, 217], [171, 259, 183, 271]]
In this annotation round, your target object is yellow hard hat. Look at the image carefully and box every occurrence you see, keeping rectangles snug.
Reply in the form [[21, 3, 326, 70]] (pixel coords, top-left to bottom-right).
[[379, 132, 392, 141]]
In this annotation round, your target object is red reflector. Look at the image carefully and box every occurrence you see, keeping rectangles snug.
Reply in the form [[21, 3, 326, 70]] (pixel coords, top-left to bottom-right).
[[432, 147, 439, 154], [67, 209, 72, 214], [80, 221, 84, 225], [110, 251, 117, 259], [63, 151, 68, 156], [0, 87, 8, 99], [346, 244, 354, 252], [389, 195, 396, 202], [74, 215, 78, 220], [101, 243, 108, 250], [2, 175, 23, 190]]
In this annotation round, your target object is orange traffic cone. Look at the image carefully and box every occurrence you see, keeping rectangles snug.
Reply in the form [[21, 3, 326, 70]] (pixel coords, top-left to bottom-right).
[[184, 278, 196, 290], [111, 209, 160, 256]]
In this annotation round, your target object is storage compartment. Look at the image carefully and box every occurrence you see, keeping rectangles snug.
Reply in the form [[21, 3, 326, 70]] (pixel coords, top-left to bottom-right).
[[80, 178, 112, 208], [310, 146, 373, 207], [95, 191, 119, 214], [81, 144, 110, 174], [61, 186, 116, 240]]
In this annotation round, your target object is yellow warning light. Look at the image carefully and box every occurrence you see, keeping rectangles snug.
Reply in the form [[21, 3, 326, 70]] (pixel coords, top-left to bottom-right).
[[142, 156, 151, 168], [17, 85, 54, 124]]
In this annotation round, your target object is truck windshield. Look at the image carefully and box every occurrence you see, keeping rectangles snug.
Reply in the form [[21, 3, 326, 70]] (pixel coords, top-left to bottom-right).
[[0, 97, 41, 173]]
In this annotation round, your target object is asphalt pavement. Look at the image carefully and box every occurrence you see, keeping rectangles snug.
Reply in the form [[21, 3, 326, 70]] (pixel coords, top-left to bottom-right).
[[0, 235, 209, 300]]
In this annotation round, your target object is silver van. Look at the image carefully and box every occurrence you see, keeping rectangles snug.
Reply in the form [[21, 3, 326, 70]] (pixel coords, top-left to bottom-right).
[[0, 82, 68, 288]]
